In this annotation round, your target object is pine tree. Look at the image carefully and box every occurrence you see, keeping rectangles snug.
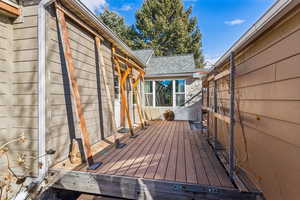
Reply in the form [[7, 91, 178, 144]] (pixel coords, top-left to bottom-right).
[[98, 9, 136, 47], [134, 0, 204, 67]]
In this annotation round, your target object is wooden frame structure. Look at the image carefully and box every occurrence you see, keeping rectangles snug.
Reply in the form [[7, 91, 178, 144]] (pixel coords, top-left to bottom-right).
[[55, 4, 102, 169], [54, 2, 145, 168], [201, 52, 236, 180], [112, 49, 145, 137]]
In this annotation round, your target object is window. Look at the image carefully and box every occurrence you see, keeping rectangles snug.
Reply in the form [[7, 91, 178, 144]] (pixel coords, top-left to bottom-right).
[[155, 80, 173, 107], [144, 81, 153, 106], [175, 80, 185, 106], [114, 76, 119, 99]]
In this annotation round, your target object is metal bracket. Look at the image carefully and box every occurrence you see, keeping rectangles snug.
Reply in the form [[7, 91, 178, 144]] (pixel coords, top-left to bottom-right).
[[173, 184, 221, 194]]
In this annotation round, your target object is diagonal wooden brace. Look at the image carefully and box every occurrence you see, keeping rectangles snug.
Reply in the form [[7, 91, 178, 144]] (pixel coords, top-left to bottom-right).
[[55, 5, 101, 170]]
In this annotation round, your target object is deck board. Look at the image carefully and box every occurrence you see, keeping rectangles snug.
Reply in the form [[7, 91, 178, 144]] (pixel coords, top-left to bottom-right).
[[76, 121, 233, 188]]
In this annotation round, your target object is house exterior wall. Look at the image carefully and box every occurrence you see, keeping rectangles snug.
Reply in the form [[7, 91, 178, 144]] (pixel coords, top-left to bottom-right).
[[205, 5, 300, 200], [144, 77, 201, 121], [0, 4, 39, 199], [45, 5, 115, 167], [0, 5, 39, 176]]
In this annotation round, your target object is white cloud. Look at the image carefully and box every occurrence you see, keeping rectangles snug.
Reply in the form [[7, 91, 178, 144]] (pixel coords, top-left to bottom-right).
[[80, 0, 108, 12], [225, 19, 245, 26], [119, 4, 133, 11]]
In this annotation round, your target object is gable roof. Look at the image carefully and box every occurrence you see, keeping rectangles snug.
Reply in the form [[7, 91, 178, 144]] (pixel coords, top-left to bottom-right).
[[133, 49, 154, 65], [146, 54, 196, 76]]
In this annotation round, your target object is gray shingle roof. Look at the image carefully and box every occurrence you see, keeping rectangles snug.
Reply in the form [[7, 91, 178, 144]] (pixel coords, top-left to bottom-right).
[[146, 54, 196, 75], [133, 49, 154, 65]]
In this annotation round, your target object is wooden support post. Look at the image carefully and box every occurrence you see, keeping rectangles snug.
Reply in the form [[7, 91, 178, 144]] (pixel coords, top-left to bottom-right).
[[132, 76, 145, 129], [207, 85, 210, 139], [213, 79, 218, 148], [95, 38, 119, 137], [200, 88, 204, 134], [55, 6, 101, 170], [229, 52, 236, 179], [115, 59, 136, 137]]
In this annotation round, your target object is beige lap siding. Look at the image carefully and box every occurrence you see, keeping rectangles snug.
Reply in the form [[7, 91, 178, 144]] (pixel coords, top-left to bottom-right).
[[0, 5, 39, 177], [45, 6, 115, 167], [207, 6, 300, 200]]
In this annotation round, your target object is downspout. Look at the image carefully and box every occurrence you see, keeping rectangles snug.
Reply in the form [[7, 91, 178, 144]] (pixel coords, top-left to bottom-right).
[[37, 0, 55, 183], [14, 0, 55, 199]]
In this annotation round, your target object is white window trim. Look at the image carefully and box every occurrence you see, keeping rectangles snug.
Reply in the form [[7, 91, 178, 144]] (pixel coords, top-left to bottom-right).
[[175, 80, 186, 107], [144, 79, 186, 108]]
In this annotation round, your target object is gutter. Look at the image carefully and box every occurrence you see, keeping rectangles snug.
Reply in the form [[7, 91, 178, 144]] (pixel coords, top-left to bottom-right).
[[211, 0, 296, 72], [66, 0, 146, 68], [14, 0, 55, 199]]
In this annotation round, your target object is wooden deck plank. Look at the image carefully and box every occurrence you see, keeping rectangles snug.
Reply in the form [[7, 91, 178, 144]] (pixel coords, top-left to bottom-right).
[[107, 122, 162, 175], [193, 131, 222, 186], [134, 121, 170, 178], [143, 121, 173, 179], [184, 121, 198, 184], [96, 122, 162, 174], [114, 121, 166, 176], [188, 129, 210, 185], [197, 133, 234, 188], [70, 120, 233, 189], [154, 120, 176, 180], [176, 121, 187, 182], [123, 122, 167, 177], [164, 121, 180, 181]]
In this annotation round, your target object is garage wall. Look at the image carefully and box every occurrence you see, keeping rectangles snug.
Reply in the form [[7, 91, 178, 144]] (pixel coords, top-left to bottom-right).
[[205, 5, 300, 200]]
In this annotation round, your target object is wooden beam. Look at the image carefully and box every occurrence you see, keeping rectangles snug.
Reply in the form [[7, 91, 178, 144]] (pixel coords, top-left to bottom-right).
[[50, 169, 259, 200], [213, 80, 218, 147], [207, 75, 215, 82], [56, 5, 99, 169], [56, 4, 145, 75], [215, 69, 230, 80], [114, 53, 144, 73], [56, 4, 103, 41], [132, 77, 145, 128], [229, 52, 236, 179], [0, 1, 21, 17], [214, 112, 230, 124], [95, 37, 116, 133]]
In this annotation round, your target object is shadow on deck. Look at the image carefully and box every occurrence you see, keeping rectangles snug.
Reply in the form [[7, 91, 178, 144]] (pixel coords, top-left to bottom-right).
[[50, 121, 261, 200]]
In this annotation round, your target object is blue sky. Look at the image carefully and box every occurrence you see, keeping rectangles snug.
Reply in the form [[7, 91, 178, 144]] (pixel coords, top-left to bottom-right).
[[81, 0, 276, 65]]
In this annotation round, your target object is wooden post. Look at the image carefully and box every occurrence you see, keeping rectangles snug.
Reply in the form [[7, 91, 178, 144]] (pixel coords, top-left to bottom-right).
[[229, 52, 236, 179], [115, 59, 136, 137], [206, 84, 210, 139], [132, 76, 145, 129], [95, 38, 117, 134], [200, 88, 203, 134], [55, 6, 101, 170], [213, 79, 218, 148]]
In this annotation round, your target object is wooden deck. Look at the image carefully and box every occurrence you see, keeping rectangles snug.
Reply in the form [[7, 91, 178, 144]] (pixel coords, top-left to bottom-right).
[[51, 121, 260, 199], [80, 120, 233, 188]]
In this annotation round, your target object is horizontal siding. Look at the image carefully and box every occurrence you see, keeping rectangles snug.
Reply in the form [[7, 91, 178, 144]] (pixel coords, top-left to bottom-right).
[[207, 6, 300, 200], [45, 6, 115, 167], [0, 4, 39, 184]]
